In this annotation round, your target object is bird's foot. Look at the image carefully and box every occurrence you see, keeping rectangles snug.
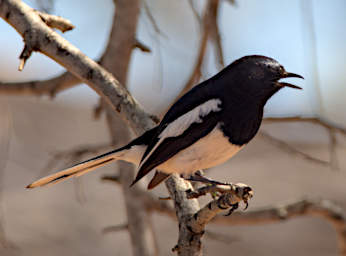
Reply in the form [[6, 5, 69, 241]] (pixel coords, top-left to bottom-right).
[[186, 181, 253, 216]]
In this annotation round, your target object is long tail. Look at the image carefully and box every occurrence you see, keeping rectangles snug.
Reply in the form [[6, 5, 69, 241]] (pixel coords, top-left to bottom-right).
[[26, 147, 127, 189]]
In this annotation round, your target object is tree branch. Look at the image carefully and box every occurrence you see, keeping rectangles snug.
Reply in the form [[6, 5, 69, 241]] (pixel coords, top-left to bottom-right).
[[264, 116, 346, 136], [259, 131, 330, 167], [0, 71, 79, 97], [213, 199, 346, 256], [99, 0, 159, 255], [145, 193, 346, 256], [187, 183, 253, 234], [262, 116, 346, 170]]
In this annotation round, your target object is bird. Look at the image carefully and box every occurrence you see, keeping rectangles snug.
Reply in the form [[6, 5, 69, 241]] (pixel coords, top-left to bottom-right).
[[26, 55, 303, 190]]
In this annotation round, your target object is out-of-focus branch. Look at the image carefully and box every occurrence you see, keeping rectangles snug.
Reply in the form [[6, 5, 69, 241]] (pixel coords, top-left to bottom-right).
[[0, 106, 14, 249], [0, 72, 80, 97], [102, 223, 128, 234], [263, 116, 346, 170], [134, 39, 151, 53], [0, 36, 149, 99], [188, 0, 201, 25], [209, 0, 224, 69], [173, 0, 218, 103], [259, 131, 330, 166], [144, 193, 346, 256], [38, 143, 112, 178], [143, 1, 164, 36], [213, 199, 346, 256], [99, 0, 159, 255], [264, 116, 346, 136]]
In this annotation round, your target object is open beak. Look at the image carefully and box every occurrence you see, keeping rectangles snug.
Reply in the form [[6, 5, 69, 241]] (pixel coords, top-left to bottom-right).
[[279, 72, 304, 90]]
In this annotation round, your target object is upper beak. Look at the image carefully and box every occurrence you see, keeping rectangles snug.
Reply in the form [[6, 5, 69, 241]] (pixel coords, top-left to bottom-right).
[[279, 72, 304, 90]]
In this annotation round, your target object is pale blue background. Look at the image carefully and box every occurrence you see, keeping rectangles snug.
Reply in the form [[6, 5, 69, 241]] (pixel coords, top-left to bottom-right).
[[0, 0, 345, 123]]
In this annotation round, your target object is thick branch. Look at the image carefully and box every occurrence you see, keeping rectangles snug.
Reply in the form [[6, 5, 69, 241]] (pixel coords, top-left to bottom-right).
[[165, 174, 202, 255]]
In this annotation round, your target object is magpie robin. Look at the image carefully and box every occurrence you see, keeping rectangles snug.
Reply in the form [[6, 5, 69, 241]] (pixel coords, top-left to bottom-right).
[[27, 55, 303, 190]]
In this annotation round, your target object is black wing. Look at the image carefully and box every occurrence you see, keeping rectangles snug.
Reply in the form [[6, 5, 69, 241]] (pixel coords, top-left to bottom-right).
[[131, 111, 220, 186], [140, 78, 219, 165]]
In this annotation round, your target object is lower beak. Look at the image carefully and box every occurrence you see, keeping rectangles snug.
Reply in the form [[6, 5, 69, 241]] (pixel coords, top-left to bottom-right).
[[279, 72, 304, 90]]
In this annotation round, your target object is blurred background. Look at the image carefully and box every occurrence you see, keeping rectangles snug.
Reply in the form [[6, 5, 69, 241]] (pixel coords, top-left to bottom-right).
[[0, 0, 346, 255]]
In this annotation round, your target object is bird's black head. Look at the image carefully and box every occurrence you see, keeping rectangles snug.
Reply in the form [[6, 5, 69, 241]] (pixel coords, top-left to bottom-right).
[[218, 55, 303, 104]]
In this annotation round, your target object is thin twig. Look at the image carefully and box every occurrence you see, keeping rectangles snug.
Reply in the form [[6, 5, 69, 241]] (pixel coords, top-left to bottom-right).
[[209, 0, 225, 69], [188, 0, 202, 26], [143, 1, 164, 36], [259, 131, 330, 166], [134, 39, 151, 53], [102, 223, 128, 234], [101, 175, 121, 184], [170, 0, 218, 108], [263, 116, 346, 136]]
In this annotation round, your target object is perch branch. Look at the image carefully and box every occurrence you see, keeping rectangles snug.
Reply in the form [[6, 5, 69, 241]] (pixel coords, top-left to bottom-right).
[[187, 183, 253, 234], [145, 193, 346, 256]]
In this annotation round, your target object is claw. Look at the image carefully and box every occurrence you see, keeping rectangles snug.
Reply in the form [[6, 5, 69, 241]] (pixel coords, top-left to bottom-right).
[[243, 201, 249, 210], [224, 203, 239, 216]]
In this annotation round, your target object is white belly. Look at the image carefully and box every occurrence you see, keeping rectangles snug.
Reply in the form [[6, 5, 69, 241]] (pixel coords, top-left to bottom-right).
[[157, 125, 243, 174]]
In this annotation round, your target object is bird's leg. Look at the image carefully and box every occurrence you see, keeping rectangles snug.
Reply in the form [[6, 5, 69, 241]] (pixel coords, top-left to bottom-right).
[[186, 170, 228, 186]]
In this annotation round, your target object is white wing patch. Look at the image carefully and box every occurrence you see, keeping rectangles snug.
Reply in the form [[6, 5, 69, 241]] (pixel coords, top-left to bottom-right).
[[139, 98, 222, 167]]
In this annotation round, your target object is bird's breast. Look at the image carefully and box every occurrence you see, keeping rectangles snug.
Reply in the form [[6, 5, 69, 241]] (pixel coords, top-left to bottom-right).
[[157, 124, 243, 174]]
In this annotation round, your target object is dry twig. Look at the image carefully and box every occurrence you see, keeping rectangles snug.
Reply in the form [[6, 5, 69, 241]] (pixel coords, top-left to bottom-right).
[[263, 116, 346, 169]]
